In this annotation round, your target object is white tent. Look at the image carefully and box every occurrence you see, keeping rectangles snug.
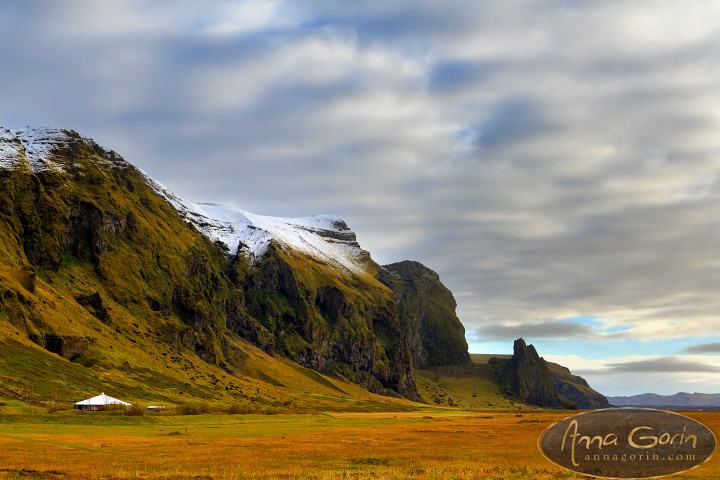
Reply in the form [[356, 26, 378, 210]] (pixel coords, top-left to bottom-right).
[[73, 392, 131, 411]]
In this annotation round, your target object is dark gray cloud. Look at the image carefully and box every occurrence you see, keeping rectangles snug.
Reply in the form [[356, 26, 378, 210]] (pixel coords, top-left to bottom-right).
[[683, 343, 720, 355], [577, 357, 720, 376], [475, 320, 594, 341], [475, 97, 555, 150], [4, 1, 720, 388], [428, 60, 503, 94]]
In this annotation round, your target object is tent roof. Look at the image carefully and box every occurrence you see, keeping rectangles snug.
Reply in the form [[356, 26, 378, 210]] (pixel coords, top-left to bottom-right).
[[74, 392, 130, 406]]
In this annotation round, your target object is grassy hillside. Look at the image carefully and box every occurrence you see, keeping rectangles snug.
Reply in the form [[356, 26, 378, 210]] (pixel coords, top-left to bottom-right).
[[415, 362, 518, 410], [416, 350, 608, 411]]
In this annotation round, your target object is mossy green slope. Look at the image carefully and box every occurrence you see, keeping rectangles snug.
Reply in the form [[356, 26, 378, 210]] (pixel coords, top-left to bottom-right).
[[415, 362, 518, 410]]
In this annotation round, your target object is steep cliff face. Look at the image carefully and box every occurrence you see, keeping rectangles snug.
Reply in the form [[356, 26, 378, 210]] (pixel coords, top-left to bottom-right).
[[232, 244, 417, 399], [376, 261, 470, 368], [494, 338, 577, 409], [0, 127, 426, 401]]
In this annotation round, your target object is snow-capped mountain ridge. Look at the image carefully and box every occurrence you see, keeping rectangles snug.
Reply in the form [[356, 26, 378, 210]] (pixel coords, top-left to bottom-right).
[[148, 180, 368, 274], [1, 127, 370, 275], [0, 127, 120, 173]]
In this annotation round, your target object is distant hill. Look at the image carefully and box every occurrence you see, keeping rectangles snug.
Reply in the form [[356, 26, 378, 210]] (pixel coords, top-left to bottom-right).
[[607, 392, 720, 407]]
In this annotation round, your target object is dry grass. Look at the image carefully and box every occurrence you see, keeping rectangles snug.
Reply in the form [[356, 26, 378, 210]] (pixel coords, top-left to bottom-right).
[[0, 410, 717, 479]]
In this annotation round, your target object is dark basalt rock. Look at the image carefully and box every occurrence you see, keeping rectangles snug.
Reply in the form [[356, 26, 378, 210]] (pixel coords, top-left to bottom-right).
[[75, 292, 111, 324], [30, 334, 91, 361], [241, 249, 419, 400], [497, 338, 578, 409], [377, 260, 470, 368]]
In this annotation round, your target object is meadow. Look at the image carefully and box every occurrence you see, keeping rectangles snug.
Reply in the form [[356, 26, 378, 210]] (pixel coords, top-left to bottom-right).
[[0, 408, 718, 479]]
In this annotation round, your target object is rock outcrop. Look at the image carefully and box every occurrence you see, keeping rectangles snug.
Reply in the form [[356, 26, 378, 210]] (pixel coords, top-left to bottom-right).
[[377, 261, 470, 368], [493, 338, 577, 409]]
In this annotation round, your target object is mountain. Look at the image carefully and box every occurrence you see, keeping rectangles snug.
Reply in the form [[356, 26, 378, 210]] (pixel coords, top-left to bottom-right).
[[143, 176, 370, 275], [0, 126, 475, 407], [607, 392, 720, 407]]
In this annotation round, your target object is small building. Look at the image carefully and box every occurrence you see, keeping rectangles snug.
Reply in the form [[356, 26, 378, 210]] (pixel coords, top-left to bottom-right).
[[73, 392, 131, 411]]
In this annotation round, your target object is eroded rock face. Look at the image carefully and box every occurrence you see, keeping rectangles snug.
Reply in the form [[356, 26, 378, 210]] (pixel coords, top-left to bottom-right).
[[240, 249, 419, 400], [377, 261, 470, 368], [498, 338, 577, 409], [63, 202, 129, 264], [30, 334, 91, 361]]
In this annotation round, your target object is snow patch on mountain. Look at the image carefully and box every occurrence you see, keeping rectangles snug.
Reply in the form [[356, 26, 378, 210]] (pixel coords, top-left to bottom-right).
[[141, 171, 369, 275], [0, 128, 28, 171], [0, 127, 72, 173], [0, 126, 370, 275]]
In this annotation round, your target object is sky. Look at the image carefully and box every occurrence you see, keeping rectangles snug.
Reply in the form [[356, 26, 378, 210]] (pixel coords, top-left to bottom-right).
[[3, 0, 720, 397]]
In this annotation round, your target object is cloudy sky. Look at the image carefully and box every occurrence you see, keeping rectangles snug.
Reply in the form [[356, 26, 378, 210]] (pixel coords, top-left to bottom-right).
[[4, 0, 720, 397]]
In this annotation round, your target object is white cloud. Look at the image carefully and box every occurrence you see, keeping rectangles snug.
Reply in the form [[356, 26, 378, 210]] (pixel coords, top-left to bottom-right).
[[202, 0, 304, 36]]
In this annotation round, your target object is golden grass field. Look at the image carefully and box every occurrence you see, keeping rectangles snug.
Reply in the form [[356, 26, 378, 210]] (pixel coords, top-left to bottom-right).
[[0, 409, 718, 480]]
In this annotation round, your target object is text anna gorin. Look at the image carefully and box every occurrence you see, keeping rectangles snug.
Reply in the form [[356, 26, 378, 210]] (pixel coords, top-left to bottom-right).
[[538, 408, 716, 479]]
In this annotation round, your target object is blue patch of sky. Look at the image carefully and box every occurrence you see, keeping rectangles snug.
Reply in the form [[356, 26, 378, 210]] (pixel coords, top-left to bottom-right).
[[603, 325, 632, 333], [475, 97, 554, 150], [428, 60, 498, 93], [562, 315, 631, 334], [516, 336, 720, 361], [467, 314, 720, 361], [564, 314, 603, 326]]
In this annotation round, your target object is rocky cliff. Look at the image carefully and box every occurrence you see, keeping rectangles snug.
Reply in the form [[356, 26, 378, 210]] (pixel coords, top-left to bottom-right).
[[376, 261, 470, 368], [492, 338, 577, 409]]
